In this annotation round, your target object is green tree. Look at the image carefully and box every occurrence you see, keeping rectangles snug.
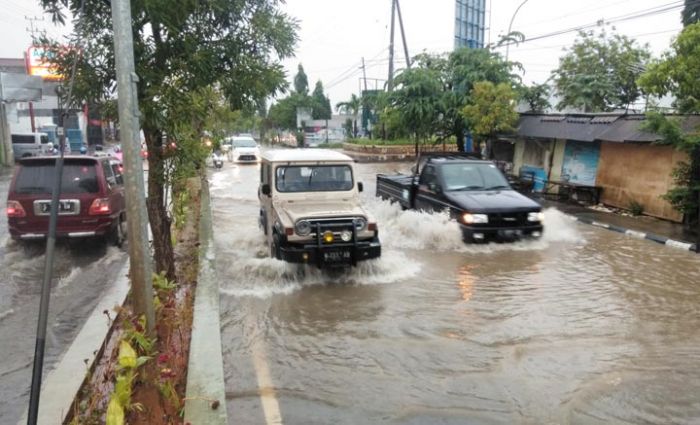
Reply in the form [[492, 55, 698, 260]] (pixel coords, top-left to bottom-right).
[[683, 0, 700, 26], [552, 29, 651, 112], [389, 67, 444, 155], [446, 48, 518, 151], [519, 82, 551, 113], [39, 0, 297, 278], [294, 64, 309, 95], [462, 81, 518, 156], [638, 23, 700, 239], [311, 81, 331, 120], [336, 94, 362, 138]]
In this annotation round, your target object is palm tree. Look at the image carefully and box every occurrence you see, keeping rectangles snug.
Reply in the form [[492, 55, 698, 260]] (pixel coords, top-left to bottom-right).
[[336, 94, 362, 138]]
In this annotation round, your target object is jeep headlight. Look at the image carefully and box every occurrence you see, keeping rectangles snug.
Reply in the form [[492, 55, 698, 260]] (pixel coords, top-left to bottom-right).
[[354, 218, 367, 231], [295, 220, 312, 236], [462, 213, 488, 224], [528, 212, 545, 222]]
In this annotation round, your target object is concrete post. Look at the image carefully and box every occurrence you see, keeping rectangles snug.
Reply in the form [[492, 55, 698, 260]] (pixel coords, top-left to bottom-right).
[[111, 0, 156, 332]]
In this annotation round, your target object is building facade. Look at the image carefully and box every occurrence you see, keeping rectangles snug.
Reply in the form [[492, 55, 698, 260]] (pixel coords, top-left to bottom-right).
[[454, 0, 486, 49]]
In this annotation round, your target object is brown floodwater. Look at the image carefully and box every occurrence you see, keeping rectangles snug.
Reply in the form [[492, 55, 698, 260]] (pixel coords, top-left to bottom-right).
[[210, 156, 700, 425]]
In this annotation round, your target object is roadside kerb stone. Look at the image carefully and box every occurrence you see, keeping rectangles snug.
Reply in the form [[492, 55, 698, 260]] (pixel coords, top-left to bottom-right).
[[17, 260, 130, 425], [573, 215, 697, 252], [184, 177, 228, 424]]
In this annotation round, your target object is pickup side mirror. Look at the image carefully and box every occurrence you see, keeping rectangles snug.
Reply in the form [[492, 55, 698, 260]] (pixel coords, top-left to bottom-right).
[[261, 184, 271, 196], [358, 182, 364, 192], [428, 182, 441, 194]]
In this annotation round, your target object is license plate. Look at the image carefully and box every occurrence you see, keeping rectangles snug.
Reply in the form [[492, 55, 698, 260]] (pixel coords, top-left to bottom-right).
[[323, 250, 351, 263], [498, 229, 522, 238], [41, 201, 74, 214]]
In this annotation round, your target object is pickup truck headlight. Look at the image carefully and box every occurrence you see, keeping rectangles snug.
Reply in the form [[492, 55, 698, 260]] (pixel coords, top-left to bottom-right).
[[295, 220, 312, 236], [462, 213, 488, 224], [354, 218, 367, 231], [528, 212, 545, 222]]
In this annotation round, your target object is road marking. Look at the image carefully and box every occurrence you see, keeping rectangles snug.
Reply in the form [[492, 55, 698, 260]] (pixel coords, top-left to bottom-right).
[[625, 230, 646, 239], [251, 338, 284, 425], [665, 240, 693, 251]]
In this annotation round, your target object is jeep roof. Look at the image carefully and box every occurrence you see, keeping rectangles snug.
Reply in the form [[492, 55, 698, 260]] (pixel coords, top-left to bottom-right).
[[262, 149, 353, 163]]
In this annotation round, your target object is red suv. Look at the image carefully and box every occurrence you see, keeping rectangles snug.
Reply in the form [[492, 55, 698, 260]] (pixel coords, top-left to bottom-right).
[[6, 156, 127, 246]]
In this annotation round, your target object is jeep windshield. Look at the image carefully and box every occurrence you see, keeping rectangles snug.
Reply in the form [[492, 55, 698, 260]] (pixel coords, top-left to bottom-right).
[[441, 163, 510, 191], [276, 165, 354, 192]]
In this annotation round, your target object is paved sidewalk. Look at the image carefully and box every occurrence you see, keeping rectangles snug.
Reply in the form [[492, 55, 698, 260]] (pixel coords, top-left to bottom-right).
[[540, 198, 698, 251]]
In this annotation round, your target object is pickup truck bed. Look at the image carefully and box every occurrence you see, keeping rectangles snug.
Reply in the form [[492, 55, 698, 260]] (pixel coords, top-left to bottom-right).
[[376, 174, 414, 209]]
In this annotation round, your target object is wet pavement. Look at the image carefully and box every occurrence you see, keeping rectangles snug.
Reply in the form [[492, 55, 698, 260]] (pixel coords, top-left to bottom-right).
[[0, 166, 127, 424], [210, 155, 700, 425]]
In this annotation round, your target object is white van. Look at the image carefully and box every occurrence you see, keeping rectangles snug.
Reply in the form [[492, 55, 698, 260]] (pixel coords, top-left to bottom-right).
[[11, 133, 53, 161]]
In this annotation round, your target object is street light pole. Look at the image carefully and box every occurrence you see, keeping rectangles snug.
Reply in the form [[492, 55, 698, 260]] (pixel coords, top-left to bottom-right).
[[505, 0, 530, 61]]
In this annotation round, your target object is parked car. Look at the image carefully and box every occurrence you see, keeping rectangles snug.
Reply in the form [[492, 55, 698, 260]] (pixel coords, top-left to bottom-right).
[[226, 136, 260, 163], [11, 132, 53, 161], [258, 149, 381, 268], [376, 153, 544, 242], [6, 156, 127, 246]]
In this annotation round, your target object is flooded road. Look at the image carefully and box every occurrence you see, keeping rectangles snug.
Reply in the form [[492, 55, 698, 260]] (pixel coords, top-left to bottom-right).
[[0, 167, 127, 424], [210, 156, 700, 425]]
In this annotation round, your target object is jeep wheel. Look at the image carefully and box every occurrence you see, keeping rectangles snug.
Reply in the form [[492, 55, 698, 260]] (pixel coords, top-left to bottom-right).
[[270, 233, 281, 260]]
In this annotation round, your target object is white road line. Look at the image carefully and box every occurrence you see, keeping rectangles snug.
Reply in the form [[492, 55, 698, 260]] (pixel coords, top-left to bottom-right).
[[665, 240, 693, 251], [251, 339, 284, 425]]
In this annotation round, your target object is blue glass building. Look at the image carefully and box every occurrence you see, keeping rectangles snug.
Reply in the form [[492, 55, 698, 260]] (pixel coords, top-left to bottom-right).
[[454, 0, 486, 49]]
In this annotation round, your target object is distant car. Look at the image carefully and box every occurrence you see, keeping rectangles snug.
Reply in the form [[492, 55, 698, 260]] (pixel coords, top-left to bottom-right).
[[6, 156, 127, 246], [227, 136, 260, 163], [11, 133, 53, 161]]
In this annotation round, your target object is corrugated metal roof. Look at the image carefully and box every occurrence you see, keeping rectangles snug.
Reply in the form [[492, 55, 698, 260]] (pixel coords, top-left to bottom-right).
[[516, 113, 700, 144]]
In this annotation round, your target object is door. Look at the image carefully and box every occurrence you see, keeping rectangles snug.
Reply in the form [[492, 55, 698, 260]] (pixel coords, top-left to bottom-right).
[[104, 159, 126, 215], [414, 165, 447, 212]]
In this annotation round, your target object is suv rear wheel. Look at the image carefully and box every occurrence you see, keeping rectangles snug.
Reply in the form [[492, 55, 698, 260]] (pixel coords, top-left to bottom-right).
[[110, 214, 127, 247]]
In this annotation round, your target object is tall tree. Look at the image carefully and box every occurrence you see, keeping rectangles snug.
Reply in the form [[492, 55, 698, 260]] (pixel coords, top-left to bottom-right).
[[389, 67, 443, 154], [446, 48, 517, 151], [552, 29, 651, 112], [294, 64, 309, 95], [462, 81, 519, 156], [336, 94, 362, 138], [683, 0, 700, 26], [638, 22, 700, 241], [39, 0, 297, 278], [311, 80, 331, 120]]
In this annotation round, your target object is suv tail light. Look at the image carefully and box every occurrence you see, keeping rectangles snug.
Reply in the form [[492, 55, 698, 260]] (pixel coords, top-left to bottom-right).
[[7, 201, 26, 218], [89, 198, 112, 215]]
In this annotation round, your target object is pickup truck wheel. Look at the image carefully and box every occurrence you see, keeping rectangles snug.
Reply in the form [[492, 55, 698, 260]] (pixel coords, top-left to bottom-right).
[[270, 233, 281, 260]]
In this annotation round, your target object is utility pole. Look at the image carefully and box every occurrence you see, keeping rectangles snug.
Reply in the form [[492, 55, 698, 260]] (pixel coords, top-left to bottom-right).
[[394, 0, 411, 69], [387, 0, 397, 92], [25, 16, 43, 133], [361, 57, 368, 92], [111, 0, 156, 333]]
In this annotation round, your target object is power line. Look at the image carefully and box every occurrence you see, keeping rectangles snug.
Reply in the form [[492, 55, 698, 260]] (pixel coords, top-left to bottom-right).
[[496, 0, 691, 48]]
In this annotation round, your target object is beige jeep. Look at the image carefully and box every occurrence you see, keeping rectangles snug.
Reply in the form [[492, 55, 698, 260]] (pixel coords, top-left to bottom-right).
[[258, 149, 381, 268]]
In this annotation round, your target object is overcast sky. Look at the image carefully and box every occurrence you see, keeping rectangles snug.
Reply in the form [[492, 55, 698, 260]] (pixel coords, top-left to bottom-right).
[[0, 0, 685, 107]]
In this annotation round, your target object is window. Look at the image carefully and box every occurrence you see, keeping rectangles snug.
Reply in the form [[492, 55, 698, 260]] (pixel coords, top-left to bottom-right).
[[111, 162, 124, 185], [275, 165, 353, 193], [15, 160, 99, 194], [11, 135, 35, 144], [441, 163, 510, 191], [420, 165, 438, 188]]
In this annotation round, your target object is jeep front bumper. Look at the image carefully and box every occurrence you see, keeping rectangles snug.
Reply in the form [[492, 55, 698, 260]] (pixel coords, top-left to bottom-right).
[[279, 237, 381, 268]]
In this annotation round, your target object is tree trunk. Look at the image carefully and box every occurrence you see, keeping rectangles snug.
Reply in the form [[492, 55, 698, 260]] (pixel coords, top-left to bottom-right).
[[144, 129, 176, 280], [456, 125, 465, 152]]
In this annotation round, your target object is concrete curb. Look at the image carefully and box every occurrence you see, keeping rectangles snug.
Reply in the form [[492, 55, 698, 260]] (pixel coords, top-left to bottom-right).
[[184, 177, 228, 424], [17, 260, 130, 425], [573, 215, 697, 252]]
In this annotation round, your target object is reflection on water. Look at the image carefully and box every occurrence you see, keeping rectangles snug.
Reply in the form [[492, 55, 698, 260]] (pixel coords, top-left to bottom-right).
[[213, 158, 700, 425]]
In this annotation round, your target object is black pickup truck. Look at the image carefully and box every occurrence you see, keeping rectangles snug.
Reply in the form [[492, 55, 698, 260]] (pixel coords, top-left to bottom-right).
[[376, 154, 544, 242]]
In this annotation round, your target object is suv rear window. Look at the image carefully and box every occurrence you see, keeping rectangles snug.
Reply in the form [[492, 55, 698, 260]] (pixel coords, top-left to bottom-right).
[[14, 160, 99, 194]]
